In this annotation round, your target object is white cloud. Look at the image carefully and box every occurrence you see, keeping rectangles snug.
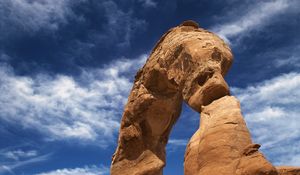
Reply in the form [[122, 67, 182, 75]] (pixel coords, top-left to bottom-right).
[[0, 53, 12, 62], [253, 44, 300, 69], [2, 149, 37, 161], [35, 165, 109, 175], [274, 56, 300, 68], [0, 0, 83, 34], [96, 0, 147, 48], [0, 54, 147, 146], [138, 0, 157, 8], [0, 0, 147, 49], [212, 0, 296, 43], [0, 153, 50, 174], [232, 72, 300, 166], [167, 139, 188, 153], [273, 44, 300, 68], [168, 139, 188, 147]]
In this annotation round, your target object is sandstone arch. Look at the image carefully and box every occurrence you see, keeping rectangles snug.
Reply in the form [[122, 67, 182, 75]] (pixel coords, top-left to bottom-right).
[[111, 20, 232, 175], [110, 21, 299, 175]]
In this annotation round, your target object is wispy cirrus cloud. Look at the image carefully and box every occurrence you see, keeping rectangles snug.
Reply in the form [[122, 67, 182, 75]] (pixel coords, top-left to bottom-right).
[[232, 72, 300, 166], [167, 138, 190, 153], [0, 0, 84, 34], [272, 44, 300, 68], [138, 0, 157, 8], [243, 43, 300, 70], [0, 54, 147, 147], [1, 149, 37, 161], [168, 139, 188, 147], [35, 165, 109, 175], [0, 151, 51, 174], [93, 0, 147, 48], [0, 0, 147, 49], [211, 0, 298, 43]]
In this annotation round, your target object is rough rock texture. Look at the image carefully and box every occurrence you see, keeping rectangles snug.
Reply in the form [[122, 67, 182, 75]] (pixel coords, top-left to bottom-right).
[[111, 20, 233, 175], [110, 20, 300, 175], [184, 96, 277, 175], [276, 166, 300, 175]]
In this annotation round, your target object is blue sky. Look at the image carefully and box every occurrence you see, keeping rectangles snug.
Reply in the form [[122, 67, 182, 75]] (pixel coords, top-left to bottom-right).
[[0, 0, 300, 174]]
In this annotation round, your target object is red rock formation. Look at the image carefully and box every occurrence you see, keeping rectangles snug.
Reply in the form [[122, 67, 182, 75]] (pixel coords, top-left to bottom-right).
[[110, 20, 300, 175], [276, 166, 300, 175], [111, 20, 233, 175], [184, 96, 277, 175]]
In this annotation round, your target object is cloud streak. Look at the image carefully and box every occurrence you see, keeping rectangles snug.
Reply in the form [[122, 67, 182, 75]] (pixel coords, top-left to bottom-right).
[[272, 44, 300, 68], [168, 139, 188, 147], [0, 0, 83, 34], [35, 165, 109, 175], [0, 0, 146, 49], [0, 152, 51, 174], [211, 0, 295, 43], [0, 55, 147, 147], [95, 0, 147, 48], [1, 149, 37, 161], [232, 72, 300, 166], [138, 0, 157, 8]]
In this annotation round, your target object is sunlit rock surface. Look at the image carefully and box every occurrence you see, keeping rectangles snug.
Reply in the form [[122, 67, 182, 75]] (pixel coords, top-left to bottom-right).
[[110, 20, 299, 175], [276, 166, 300, 175], [184, 96, 277, 175]]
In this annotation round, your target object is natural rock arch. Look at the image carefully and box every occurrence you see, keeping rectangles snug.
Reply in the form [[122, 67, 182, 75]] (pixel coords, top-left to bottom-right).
[[111, 20, 232, 175], [110, 21, 299, 175]]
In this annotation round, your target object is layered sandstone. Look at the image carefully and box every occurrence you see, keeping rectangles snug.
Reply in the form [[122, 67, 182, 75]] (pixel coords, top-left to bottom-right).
[[276, 166, 300, 175], [184, 96, 277, 175], [111, 20, 233, 175], [110, 20, 300, 175]]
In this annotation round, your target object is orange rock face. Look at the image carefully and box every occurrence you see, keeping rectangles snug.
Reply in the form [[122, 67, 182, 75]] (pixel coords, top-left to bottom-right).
[[110, 20, 300, 175], [276, 166, 300, 175], [184, 96, 277, 175], [111, 20, 233, 175]]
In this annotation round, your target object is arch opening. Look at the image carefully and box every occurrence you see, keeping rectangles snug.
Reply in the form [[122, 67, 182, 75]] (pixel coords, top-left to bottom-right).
[[164, 102, 200, 174]]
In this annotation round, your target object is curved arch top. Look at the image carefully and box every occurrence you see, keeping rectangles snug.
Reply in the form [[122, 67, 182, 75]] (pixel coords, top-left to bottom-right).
[[110, 20, 300, 175]]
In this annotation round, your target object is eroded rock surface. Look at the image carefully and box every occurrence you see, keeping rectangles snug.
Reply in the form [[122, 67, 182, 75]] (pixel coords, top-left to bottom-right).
[[111, 20, 233, 175], [110, 20, 299, 175], [276, 166, 300, 175], [184, 96, 277, 175]]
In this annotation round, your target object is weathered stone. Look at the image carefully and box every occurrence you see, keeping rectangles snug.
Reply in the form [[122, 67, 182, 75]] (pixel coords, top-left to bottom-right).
[[276, 166, 300, 175], [184, 96, 277, 175], [111, 20, 233, 175], [110, 20, 300, 175]]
